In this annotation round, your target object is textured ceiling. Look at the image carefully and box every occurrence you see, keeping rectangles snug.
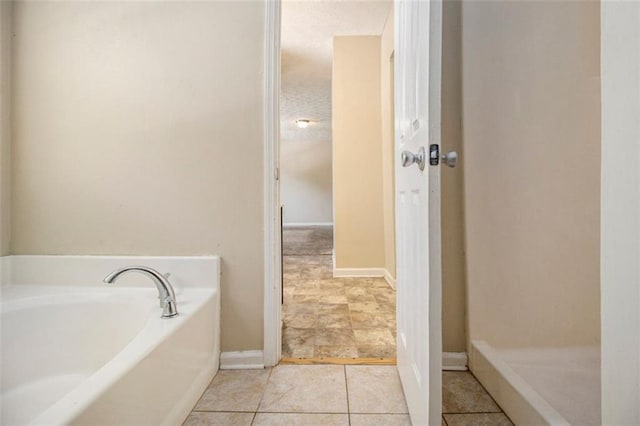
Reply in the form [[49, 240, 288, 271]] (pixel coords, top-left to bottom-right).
[[280, 0, 392, 142]]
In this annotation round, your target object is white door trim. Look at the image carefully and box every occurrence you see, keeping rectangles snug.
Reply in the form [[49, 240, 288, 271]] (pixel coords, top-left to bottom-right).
[[263, 0, 282, 368], [427, 1, 444, 422], [600, 2, 640, 423]]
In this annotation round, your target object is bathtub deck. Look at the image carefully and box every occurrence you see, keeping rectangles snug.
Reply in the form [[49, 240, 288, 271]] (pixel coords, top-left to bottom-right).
[[495, 346, 601, 425]]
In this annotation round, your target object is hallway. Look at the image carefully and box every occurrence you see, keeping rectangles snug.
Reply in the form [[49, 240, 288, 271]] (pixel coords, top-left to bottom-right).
[[282, 227, 396, 359]]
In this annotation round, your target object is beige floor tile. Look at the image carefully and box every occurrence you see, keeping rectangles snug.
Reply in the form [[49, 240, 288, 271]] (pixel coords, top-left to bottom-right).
[[253, 413, 349, 425], [290, 346, 315, 358], [282, 327, 315, 348], [347, 293, 378, 303], [283, 312, 317, 328], [291, 280, 323, 289], [443, 413, 513, 426], [319, 282, 345, 290], [342, 278, 368, 287], [346, 366, 408, 414], [350, 414, 411, 426], [281, 229, 396, 359], [283, 227, 333, 254], [316, 328, 356, 346], [366, 279, 392, 288], [353, 328, 396, 346], [356, 344, 396, 358], [320, 294, 349, 304], [294, 287, 325, 296], [349, 301, 381, 313], [283, 303, 316, 315], [193, 369, 270, 412], [345, 287, 369, 297], [316, 345, 359, 358], [317, 303, 350, 315], [182, 412, 254, 426], [317, 312, 352, 328], [373, 291, 396, 302], [258, 365, 348, 413], [292, 294, 322, 303], [282, 272, 300, 280], [350, 311, 393, 328], [442, 372, 500, 413]]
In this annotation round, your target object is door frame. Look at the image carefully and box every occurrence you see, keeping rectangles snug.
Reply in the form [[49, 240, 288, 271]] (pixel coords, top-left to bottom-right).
[[261, 0, 443, 380], [263, 0, 282, 367], [426, 0, 444, 421], [600, 1, 640, 423]]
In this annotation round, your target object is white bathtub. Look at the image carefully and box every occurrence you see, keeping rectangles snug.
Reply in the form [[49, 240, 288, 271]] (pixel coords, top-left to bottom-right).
[[0, 256, 220, 425]]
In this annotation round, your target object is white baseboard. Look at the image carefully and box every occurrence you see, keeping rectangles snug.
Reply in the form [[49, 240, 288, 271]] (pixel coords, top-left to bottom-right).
[[443, 352, 468, 371], [383, 269, 396, 289], [220, 350, 265, 370], [283, 222, 333, 228], [333, 268, 386, 278]]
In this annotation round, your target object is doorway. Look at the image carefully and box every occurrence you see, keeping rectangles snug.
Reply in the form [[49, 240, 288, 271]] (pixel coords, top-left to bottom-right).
[[278, 1, 397, 362]]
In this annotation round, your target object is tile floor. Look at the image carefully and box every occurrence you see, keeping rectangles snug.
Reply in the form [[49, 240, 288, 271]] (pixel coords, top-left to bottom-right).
[[441, 371, 513, 426], [282, 227, 397, 359], [282, 226, 333, 256], [184, 366, 513, 425]]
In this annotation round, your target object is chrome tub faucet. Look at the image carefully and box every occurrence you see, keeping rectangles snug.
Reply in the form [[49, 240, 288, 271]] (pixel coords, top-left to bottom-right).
[[103, 266, 178, 318]]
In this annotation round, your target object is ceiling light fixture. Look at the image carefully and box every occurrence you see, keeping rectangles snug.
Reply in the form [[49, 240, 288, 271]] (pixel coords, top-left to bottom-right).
[[296, 119, 310, 128]]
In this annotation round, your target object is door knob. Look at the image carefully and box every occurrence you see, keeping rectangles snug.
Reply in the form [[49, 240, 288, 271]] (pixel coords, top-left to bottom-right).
[[441, 151, 458, 168], [401, 147, 426, 171]]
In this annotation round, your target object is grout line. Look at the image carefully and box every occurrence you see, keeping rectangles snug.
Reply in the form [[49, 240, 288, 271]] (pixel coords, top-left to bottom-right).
[[255, 366, 275, 414], [248, 411, 349, 414], [466, 369, 510, 416], [442, 411, 505, 415], [250, 411, 257, 425], [344, 365, 351, 425], [349, 412, 411, 416]]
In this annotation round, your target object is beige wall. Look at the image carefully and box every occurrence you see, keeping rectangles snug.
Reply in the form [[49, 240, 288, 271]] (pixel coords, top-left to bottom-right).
[[280, 138, 333, 225], [332, 36, 385, 269], [462, 1, 601, 348], [380, 6, 396, 280], [0, 1, 10, 256], [441, 0, 466, 352], [10, 1, 265, 352], [280, 50, 333, 226]]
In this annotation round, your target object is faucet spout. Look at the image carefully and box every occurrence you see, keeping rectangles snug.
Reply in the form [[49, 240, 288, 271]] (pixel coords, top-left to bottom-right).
[[103, 266, 178, 318]]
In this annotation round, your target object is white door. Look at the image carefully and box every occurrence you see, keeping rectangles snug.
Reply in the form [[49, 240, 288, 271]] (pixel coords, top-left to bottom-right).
[[395, 0, 443, 425]]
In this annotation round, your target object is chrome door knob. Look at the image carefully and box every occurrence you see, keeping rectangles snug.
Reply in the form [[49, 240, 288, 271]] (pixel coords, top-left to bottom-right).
[[441, 151, 458, 168], [401, 146, 426, 171]]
